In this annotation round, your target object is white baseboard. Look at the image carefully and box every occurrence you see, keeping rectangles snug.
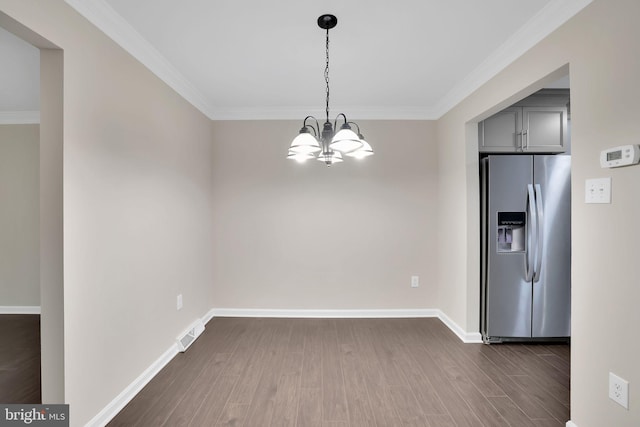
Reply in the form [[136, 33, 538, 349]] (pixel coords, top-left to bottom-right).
[[566, 421, 578, 427], [86, 343, 178, 427], [210, 308, 482, 343], [86, 309, 212, 427], [202, 308, 216, 325], [0, 306, 41, 314], [436, 310, 483, 343], [211, 308, 440, 319]]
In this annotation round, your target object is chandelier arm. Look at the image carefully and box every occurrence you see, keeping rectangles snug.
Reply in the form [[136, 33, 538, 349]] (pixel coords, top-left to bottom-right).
[[304, 125, 318, 137], [303, 115, 321, 137], [347, 121, 361, 134], [334, 112, 348, 129]]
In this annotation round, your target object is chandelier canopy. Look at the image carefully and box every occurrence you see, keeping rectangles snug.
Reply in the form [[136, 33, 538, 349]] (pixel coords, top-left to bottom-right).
[[287, 14, 374, 166]]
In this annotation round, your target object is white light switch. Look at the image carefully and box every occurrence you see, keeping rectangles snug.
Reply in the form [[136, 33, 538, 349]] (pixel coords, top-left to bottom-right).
[[585, 177, 611, 204]]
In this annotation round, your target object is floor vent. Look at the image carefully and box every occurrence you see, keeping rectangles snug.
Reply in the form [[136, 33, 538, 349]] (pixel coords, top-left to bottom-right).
[[177, 319, 205, 352]]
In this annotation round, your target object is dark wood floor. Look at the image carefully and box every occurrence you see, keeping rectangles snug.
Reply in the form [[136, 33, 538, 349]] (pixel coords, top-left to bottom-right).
[[0, 314, 41, 403], [109, 317, 570, 426]]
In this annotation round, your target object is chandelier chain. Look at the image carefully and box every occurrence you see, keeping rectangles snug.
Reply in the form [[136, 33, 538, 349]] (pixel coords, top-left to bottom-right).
[[325, 28, 330, 123]]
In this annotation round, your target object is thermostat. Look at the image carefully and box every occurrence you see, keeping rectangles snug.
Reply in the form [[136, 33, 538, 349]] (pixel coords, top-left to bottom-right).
[[600, 144, 640, 168]]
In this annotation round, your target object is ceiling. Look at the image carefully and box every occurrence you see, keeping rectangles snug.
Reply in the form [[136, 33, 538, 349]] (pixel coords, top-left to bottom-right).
[[2, 0, 590, 120]]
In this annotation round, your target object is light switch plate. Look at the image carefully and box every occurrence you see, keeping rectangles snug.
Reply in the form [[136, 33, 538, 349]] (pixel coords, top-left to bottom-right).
[[585, 177, 611, 204]]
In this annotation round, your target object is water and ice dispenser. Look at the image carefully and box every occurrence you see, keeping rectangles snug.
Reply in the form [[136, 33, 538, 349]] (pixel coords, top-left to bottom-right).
[[497, 212, 525, 253]]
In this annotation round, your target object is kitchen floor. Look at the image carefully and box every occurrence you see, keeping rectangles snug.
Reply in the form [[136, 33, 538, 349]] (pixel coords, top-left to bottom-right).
[[109, 317, 570, 426]]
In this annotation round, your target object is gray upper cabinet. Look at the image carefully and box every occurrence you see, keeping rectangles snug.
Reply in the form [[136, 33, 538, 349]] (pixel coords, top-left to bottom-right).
[[479, 91, 569, 153], [522, 106, 567, 152], [479, 107, 521, 152]]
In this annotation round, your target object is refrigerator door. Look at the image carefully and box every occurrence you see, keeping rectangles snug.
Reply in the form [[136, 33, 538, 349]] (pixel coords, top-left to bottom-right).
[[485, 155, 533, 339], [532, 155, 571, 337]]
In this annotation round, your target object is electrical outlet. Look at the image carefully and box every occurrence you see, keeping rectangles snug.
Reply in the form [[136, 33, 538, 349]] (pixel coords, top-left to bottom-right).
[[411, 276, 419, 288], [609, 372, 629, 409], [177, 294, 183, 311]]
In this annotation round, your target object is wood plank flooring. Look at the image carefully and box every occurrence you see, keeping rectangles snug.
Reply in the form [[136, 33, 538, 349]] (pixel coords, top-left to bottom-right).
[[109, 318, 570, 427], [0, 314, 41, 404]]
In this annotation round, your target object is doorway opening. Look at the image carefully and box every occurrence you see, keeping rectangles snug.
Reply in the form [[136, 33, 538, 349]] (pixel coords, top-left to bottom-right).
[[0, 23, 42, 404], [0, 12, 64, 403]]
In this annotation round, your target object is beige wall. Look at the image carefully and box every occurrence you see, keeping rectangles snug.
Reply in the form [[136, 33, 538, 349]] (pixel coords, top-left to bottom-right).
[[0, 124, 40, 307], [0, 1, 215, 425], [437, 0, 640, 425], [211, 120, 438, 310]]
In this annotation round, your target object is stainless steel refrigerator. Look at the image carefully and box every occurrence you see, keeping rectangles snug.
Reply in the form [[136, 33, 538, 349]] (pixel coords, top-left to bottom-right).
[[480, 155, 571, 343]]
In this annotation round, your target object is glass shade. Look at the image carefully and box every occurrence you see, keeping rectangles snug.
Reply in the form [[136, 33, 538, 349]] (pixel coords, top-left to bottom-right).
[[287, 151, 315, 162], [317, 150, 343, 165], [329, 127, 362, 153], [289, 131, 321, 154], [345, 138, 374, 159]]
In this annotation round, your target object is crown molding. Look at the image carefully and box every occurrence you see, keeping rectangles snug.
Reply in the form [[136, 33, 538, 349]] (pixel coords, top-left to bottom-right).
[[65, 0, 591, 121], [433, 0, 592, 118], [0, 111, 40, 124], [210, 105, 440, 121], [64, 0, 216, 119]]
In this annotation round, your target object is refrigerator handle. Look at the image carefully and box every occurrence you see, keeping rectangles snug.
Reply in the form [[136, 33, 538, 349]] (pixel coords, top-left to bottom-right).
[[533, 184, 544, 282], [525, 184, 537, 282]]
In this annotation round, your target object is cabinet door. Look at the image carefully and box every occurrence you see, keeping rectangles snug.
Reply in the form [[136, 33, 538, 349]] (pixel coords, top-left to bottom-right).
[[478, 107, 522, 152], [522, 106, 567, 153]]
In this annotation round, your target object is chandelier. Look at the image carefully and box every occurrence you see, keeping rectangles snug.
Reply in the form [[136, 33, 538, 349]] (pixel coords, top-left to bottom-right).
[[287, 14, 374, 166]]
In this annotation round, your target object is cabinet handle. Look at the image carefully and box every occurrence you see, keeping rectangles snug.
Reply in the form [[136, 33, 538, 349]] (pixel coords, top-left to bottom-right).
[[523, 129, 528, 151], [517, 131, 523, 151]]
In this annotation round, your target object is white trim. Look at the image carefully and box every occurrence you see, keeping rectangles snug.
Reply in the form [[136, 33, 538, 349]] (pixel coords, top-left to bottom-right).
[[0, 306, 41, 314], [85, 342, 178, 427], [211, 308, 439, 319], [0, 111, 40, 124], [433, 0, 592, 118], [436, 310, 483, 343], [210, 308, 482, 343], [64, 0, 591, 121], [210, 106, 439, 121], [566, 421, 579, 427], [202, 308, 216, 325], [86, 308, 214, 427], [64, 0, 216, 119]]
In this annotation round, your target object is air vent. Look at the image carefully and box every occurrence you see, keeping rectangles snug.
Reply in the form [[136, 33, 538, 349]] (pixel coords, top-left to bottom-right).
[[176, 319, 205, 352]]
